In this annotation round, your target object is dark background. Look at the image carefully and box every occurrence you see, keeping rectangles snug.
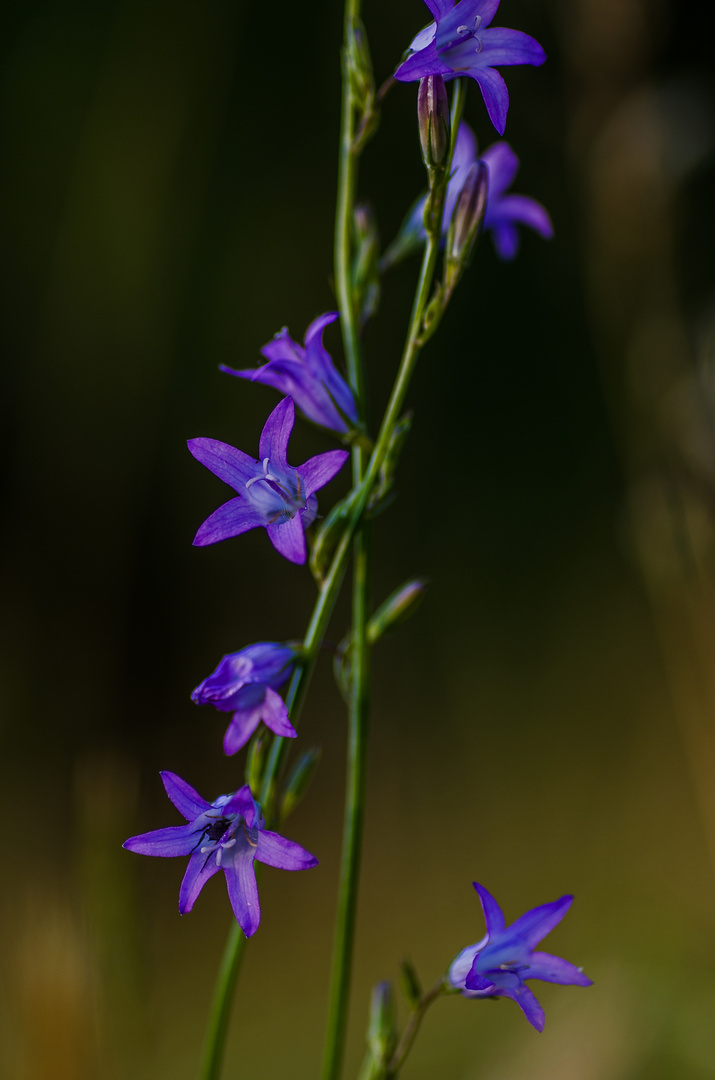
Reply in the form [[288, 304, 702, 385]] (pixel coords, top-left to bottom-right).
[[2, 0, 715, 1077]]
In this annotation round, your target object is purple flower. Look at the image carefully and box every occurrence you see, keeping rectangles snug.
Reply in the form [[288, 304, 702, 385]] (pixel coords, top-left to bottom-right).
[[192, 642, 298, 755], [448, 882, 592, 1031], [220, 312, 358, 436], [391, 124, 551, 263], [189, 396, 349, 565], [123, 772, 318, 937], [481, 139, 553, 259], [394, 0, 546, 135]]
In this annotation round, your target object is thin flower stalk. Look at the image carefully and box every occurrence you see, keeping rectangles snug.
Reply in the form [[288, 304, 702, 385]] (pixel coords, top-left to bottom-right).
[[198, 78, 468, 1080]]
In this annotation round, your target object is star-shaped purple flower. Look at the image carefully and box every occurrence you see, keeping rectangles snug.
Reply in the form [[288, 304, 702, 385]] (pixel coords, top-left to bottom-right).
[[189, 397, 349, 565], [220, 312, 358, 436], [123, 772, 318, 937], [394, 0, 546, 135], [192, 642, 298, 755], [448, 882, 592, 1031], [390, 123, 551, 263]]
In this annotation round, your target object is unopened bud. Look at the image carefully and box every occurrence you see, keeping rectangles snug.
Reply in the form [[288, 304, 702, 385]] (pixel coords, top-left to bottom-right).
[[280, 747, 321, 822], [447, 161, 489, 265], [418, 75, 450, 169], [245, 730, 270, 794], [366, 981, 397, 1061], [367, 578, 428, 645]]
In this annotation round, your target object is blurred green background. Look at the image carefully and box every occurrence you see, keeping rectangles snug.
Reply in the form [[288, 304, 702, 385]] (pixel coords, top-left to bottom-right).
[[2, 0, 715, 1077]]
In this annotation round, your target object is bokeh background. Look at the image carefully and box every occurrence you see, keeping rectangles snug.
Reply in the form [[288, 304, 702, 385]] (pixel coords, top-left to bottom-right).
[[2, 0, 715, 1077]]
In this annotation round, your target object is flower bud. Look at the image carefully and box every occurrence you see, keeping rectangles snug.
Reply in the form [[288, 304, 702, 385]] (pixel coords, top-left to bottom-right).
[[366, 981, 397, 1062], [418, 75, 450, 169], [367, 578, 428, 644], [280, 747, 321, 822], [447, 161, 489, 266], [245, 730, 270, 794]]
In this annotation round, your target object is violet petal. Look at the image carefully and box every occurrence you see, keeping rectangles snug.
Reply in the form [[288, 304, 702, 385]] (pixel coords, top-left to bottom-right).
[[193, 497, 264, 547], [298, 449, 350, 497], [223, 845, 260, 937], [178, 849, 223, 913], [123, 825, 197, 858], [266, 517, 306, 565], [528, 951, 593, 987], [258, 396, 295, 466], [187, 438, 258, 493], [256, 830, 319, 871], [161, 771, 210, 820]]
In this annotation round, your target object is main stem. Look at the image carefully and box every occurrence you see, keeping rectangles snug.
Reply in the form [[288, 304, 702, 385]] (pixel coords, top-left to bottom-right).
[[322, 1, 370, 1066], [198, 75, 467, 1080]]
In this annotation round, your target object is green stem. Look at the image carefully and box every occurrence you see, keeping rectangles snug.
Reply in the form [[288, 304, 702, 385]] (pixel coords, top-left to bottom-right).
[[387, 979, 447, 1076], [322, 1, 371, 1077], [198, 923, 247, 1080], [197, 75, 467, 1080]]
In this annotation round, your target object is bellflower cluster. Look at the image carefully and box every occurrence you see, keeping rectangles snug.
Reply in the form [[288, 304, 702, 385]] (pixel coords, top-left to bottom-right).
[[448, 882, 592, 1031], [123, 772, 317, 937], [192, 642, 299, 754], [221, 312, 358, 436], [395, 0, 546, 134], [189, 396, 348, 564], [122, 8, 593, 1075]]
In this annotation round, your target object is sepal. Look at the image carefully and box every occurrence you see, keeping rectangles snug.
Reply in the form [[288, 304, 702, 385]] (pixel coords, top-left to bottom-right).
[[399, 960, 422, 1010], [280, 747, 321, 822]]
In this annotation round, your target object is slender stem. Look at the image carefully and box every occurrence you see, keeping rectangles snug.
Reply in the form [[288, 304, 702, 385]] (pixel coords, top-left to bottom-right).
[[322, 0, 371, 1069], [197, 77, 468, 1080], [388, 979, 447, 1076], [198, 923, 247, 1080], [321, 521, 370, 1080]]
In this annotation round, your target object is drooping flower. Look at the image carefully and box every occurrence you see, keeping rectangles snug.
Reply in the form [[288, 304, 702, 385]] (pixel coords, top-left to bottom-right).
[[189, 396, 348, 564], [192, 642, 299, 755], [384, 124, 552, 265], [480, 139, 554, 259], [448, 882, 592, 1031], [220, 312, 358, 436], [394, 0, 546, 135], [123, 772, 318, 937]]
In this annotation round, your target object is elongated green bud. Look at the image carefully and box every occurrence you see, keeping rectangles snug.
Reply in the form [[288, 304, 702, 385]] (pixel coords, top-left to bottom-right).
[[366, 981, 397, 1062], [418, 75, 450, 169], [367, 578, 428, 645], [280, 748, 321, 822], [447, 161, 489, 266], [245, 730, 269, 793], [310, 493, 355, 584]]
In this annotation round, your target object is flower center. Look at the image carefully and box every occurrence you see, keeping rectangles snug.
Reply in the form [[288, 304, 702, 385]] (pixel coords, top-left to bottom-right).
[[195, 811, 253, 868], [244, 457, 306, 522]]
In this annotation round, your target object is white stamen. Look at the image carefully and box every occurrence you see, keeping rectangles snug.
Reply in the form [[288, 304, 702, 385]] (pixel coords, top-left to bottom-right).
[[246, 457, 280, 489], [222, 838, 236, 849], [200, 846, 211, 854], [457, 24, 469, 33], [216, 848, 223, 866], [473, 15, 482, 29], [474, 36, 483, 52]]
